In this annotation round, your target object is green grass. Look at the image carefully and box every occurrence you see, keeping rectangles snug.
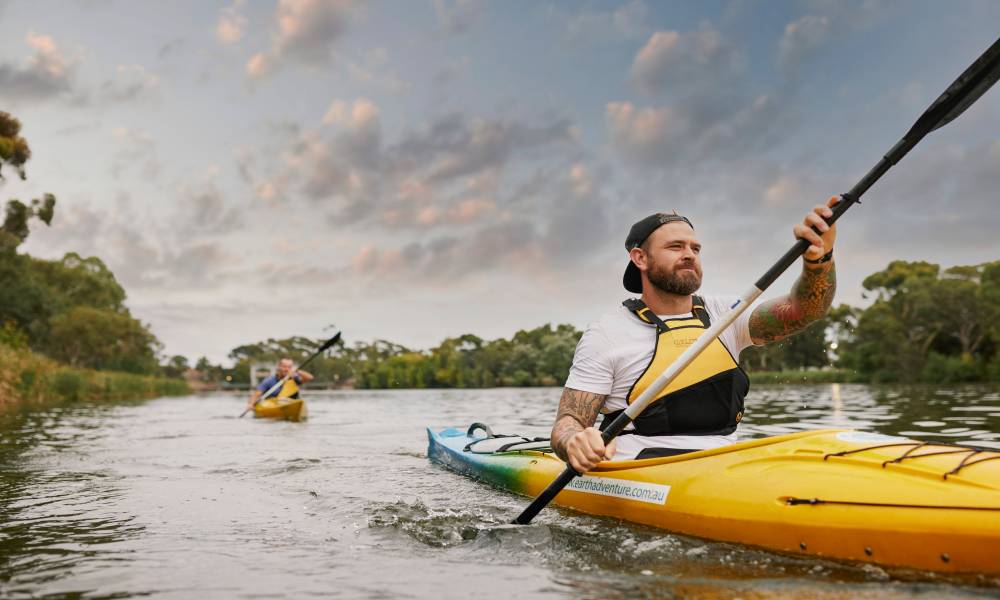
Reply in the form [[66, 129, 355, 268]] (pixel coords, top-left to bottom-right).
[[0, 345, 188, 411]]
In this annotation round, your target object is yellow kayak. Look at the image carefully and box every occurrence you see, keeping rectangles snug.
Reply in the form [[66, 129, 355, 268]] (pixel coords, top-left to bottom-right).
[[428, 424, 1000, 574], [253, 398, 307, 421]]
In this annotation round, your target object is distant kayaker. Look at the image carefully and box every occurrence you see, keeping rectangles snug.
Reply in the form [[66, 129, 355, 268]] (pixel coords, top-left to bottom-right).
[[247, 358, 314, 408], [552, 199, 837, 472]]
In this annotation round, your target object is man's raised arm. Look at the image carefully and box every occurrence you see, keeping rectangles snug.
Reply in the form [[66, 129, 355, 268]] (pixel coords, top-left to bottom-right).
[[749, 197, 838, 345]]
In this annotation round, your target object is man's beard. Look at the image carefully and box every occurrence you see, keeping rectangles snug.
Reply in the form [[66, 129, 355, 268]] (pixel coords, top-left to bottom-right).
[[647, 259, 702, 296]]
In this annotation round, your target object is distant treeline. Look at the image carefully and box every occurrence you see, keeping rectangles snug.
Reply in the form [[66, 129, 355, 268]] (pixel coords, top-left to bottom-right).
[[217, 259, 1000, 387], [222, 325, 582, 389]]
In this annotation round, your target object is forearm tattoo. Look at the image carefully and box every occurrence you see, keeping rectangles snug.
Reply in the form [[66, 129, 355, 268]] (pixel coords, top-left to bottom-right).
[[551, 387, 607, 461], [749, 260, 836, 344]]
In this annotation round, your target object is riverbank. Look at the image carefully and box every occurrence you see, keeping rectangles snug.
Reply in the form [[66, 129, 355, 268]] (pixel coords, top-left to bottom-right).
[[0, 345, 188, 411]]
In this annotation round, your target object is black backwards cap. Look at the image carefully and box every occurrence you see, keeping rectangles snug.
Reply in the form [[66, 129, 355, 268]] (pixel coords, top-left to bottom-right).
[[623, 213, 694, 293]]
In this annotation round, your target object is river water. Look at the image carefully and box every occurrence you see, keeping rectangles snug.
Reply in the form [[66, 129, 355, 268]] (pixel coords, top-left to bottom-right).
[[1, 385, 998, 599]]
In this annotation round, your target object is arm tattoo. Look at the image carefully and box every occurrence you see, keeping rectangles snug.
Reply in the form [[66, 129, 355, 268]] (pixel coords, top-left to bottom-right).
[[551, 387, 607, 461], [749, 260, 836, 344]]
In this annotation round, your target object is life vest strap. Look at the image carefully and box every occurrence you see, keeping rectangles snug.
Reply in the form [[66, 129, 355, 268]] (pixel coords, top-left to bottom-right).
[[622, 296, 711, 330]]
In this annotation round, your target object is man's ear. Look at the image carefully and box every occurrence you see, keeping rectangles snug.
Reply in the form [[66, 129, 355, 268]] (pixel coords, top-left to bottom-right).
[[629, 247, 646, 271]]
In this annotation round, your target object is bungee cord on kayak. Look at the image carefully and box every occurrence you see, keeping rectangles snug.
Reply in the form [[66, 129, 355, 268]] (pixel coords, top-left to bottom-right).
[[783, 498, 1000, 511]]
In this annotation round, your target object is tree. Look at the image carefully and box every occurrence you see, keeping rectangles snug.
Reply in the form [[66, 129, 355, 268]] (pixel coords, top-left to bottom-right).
[[30, 252, 127, 313], [0, 252, 49, 336], [836, 260, 1000, 382], [161, 355, 191, 379], [0, 195, 56, 252], [0, 111, 51, 252], [0, 112, 31, 181], [46, 306, 161, 374]]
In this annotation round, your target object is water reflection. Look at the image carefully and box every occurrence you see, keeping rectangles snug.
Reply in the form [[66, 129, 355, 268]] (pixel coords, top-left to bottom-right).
[[741, 384, 1000, 449], [0, 406, 144, 596]]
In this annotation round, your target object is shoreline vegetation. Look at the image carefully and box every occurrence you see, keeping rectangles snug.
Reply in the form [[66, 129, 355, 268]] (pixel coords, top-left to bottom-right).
[[0, 345, 188, 412], [212, 261, 1000, 391]]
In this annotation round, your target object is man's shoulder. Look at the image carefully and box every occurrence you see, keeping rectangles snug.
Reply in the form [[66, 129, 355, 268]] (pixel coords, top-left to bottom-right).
[[580, 303, 656, 344], [589, 303, 636, 331]]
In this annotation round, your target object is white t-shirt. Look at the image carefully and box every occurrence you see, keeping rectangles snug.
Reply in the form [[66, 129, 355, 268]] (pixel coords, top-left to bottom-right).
[[564, 296, 756, 460]]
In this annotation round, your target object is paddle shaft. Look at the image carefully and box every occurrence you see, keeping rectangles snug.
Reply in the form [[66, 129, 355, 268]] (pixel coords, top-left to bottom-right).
[[239, 333, 341, 418], [512, 38, 1000, 525]]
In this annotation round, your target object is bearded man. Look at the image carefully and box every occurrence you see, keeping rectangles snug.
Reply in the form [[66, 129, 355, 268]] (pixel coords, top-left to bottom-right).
[[552, 199, 837, 472]]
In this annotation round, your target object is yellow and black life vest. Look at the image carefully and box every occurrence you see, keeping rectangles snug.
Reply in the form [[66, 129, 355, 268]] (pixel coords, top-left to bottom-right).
[[264, 377, 300, 400], [276, 378, 300, 399], [600, 296, 749, 437]]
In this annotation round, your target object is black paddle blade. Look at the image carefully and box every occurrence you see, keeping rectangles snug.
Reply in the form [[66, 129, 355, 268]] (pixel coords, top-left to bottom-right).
[[912, 37, 1000, 136], [318, 331, 342, 353]]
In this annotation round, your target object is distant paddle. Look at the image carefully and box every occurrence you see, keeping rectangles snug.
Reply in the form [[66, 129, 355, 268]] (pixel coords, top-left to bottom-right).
[[239, 332, 342, 418], [513, 37, 1000, 525]]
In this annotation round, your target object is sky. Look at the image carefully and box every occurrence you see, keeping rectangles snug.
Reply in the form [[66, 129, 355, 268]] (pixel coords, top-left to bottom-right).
[[1, 0, 998, 364]]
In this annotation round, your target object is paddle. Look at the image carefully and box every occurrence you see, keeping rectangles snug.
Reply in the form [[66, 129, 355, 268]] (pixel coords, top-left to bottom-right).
[[239, 332, 342, 418], [513, 37, 1000, 525]]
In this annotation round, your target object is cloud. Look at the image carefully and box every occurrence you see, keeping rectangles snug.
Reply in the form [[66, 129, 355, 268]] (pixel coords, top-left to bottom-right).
[[606, 95, 781, 168], [854, 140, 1000, 249], [110, 127, 160, 180], [157, 37, 186, 60], [342, 47, 408, 93], [173, 175, 245, 236], [777, 15, 831, 75], [606, 102, 676, 158], [246, 0, 360, 78], [565, 0, 650, 43], [433, 55, 471, 86], [238, 105, 613, 287], [250, 106, 578, 232], [0, 33, 161, 107], [777, 2, 887, 76], [322, 97, 379, 130], [346, 163, 616, 285], [348, 219, 543, 283], [433, 0, 483, 35], [245, 52, 270, 77], [23, 198, 241, 292], [610, 24, 787, 171], [630, 26, 739, 96], [0, 32, 77, 103], [98, 64, 160, 103], [217, 0, 248, 44], [762, 174, 805, 207]]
